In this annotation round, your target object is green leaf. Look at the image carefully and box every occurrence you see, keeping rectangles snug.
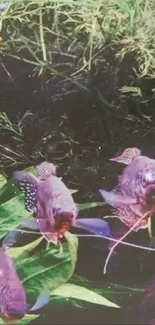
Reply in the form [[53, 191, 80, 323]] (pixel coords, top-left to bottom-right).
[[0, 165, 39, 204], [18, 314, 39, 325], [0, 165, 38, 204], [0, 179, 21, 204], [148, 216, 155, 246], [0, 173, 7, 188], [10, 236, 43, 259], [25, 166, 40, 177], [70, 189, 78, 194], [52, 283, 120, 308], [148, 216, 152, 239], [9, 232, 78, 304], [0, 194, 32, 240], [68, 275, 143, 308], [77, 202, 105, 211]]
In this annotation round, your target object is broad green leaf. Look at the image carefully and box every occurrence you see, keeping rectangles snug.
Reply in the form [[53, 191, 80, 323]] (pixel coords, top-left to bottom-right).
[[49, 295, 85, 309], [0, 165, 39, 204], [0, 173, 7, 188], [64, 231, 78, 273], [0, 194, 32, 240], [10, 232, 78, 304], [71, 275, 144, 294], [10, 237, 44, 259], [51, 282, 140, 310], [18, 314, 39, 325], [0, 318, 4, 324], [77, 202, 105, 211], [68, 275, 143, 308], [0, 179, 21, 204], [52, 283, 120, 308], [0, 165, 38, 204]]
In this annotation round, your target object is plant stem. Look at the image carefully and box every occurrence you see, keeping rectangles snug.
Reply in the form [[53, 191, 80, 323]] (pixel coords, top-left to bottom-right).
[[39, 6, 47, 63]]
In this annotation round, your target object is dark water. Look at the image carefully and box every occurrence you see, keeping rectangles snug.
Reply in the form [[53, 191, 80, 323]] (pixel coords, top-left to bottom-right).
[[1, 56, 155, 324]]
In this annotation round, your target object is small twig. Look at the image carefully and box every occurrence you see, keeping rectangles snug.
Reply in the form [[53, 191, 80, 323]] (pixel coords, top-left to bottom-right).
[[103, 212, 149, 274]]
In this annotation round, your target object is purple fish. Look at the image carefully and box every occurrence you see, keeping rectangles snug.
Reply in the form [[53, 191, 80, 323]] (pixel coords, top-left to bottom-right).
[[0, 246, 27, 320], [0, 245, 50, 322], [8, 161, 110, 248], [99, 147, 155, 231]]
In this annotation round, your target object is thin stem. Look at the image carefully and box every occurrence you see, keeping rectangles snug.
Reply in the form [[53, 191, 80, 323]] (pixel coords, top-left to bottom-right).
[[88, 16, 97, 71], [0, 60, 14, 82], [1, 53, 41, 66], [39, 7, 47, 62], [74, 233, 155, 251], [3, 226, 155, 253], [103, 212, 149, 274], [0, 144, 23, 157], [0, 152, 17, 164]]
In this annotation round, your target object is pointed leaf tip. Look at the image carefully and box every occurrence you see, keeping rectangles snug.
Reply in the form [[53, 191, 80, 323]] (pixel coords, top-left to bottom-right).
[[52, 283, 120, 308], [70, 189, 78, 194]]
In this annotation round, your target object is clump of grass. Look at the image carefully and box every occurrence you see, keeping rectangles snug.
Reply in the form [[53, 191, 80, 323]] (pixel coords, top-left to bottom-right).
[[0, 0, 155, 83], [0, 110, 82, 174], [0, 111, 40, 169], [1, 0, 155, 187]]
